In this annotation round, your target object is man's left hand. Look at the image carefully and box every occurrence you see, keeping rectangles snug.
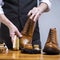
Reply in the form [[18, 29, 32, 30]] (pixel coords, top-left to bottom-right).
[[28, 7, 42, 22]]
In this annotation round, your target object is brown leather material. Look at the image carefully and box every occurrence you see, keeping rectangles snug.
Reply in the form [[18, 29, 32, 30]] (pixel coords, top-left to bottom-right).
[[0, 43, 8, 53], [43, 28, 60, 54], [20, 18, 36, 49], [24, 44, 33, 50]]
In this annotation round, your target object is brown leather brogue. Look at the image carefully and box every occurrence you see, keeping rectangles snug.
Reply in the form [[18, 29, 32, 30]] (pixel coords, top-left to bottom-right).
[[19, 18, 41, 54], [43, 28, 60, 54], [20, 18, 35, 49]]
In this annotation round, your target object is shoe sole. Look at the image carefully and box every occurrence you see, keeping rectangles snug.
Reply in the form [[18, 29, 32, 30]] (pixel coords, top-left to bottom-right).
[[21, 48, 41, 54], [43, 47, 60, 55]]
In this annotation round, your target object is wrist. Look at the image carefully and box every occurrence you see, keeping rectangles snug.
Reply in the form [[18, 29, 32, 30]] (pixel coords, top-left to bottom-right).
[[37, 2, 48, 13]]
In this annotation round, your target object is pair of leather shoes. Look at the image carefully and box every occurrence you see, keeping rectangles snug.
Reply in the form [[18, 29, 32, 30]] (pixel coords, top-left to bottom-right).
[[43, 28, 60, 54]]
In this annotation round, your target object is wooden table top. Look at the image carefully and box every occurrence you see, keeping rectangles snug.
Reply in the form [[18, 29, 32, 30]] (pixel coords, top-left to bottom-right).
[[0, 50, 60, 60]]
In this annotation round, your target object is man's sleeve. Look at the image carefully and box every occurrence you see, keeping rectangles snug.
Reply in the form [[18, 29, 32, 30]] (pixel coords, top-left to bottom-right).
[[0, 0, 4, 14], [39, 0, 51, 11]]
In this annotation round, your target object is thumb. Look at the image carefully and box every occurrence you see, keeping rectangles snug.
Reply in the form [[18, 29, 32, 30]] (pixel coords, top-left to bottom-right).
[[10, 33, 15, 43]]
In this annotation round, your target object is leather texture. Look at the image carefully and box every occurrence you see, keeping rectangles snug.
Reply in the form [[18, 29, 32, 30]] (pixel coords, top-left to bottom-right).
[[20, 18, 36, 49], [43, 28, 60, 54]]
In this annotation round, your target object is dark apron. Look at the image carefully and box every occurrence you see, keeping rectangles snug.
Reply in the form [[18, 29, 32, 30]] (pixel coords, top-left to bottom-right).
[[1, 0, 41, 49]]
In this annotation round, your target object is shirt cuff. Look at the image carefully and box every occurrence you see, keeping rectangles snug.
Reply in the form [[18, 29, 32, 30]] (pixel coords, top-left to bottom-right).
[[0, 5, 4, 14], [41, 0, 51, 11]]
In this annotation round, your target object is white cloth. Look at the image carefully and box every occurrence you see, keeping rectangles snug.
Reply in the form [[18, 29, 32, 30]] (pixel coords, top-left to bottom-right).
[[0, 0, 4, 14], [0, 0, 51, 14]]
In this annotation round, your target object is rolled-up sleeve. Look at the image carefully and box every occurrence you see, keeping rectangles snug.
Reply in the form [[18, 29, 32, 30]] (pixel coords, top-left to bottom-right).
[[0, 0, 4, 14], [39, 0, 52, 11]]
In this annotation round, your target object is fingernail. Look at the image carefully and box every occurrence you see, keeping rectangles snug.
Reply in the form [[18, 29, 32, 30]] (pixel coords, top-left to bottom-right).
[[20, 34, 22, 37], [33, 19, 36, 22]]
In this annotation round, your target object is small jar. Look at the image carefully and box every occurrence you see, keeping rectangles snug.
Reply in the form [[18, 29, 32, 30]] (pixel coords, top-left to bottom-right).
[[34, 45, 40, 50], [13, 35, 19, 51]]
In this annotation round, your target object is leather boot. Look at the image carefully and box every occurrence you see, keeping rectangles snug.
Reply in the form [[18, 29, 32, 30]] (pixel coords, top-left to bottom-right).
[[19, 18, 41, 54], [20, 18, 35, 49], [43, 28, 60, 54]]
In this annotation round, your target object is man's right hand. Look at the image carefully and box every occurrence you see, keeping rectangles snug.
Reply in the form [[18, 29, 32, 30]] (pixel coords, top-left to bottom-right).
[[0, 14, 22, 43], [9, 24, 22, 43]]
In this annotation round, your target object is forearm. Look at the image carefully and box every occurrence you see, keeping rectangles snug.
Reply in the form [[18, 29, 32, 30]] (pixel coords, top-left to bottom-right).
[[0, 14, 14, 29]]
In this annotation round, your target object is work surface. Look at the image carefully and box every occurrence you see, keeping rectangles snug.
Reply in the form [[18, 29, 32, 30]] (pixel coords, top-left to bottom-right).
[[0, 50, 60, 60]]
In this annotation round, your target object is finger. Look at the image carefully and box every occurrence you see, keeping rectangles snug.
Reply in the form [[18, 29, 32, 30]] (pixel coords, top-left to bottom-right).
[[28, 10, 32, 16], [30, 13, 35, 20], [10, 33, 15, 43], [16, 30, 22, 38], [34, 12, 40, 22]]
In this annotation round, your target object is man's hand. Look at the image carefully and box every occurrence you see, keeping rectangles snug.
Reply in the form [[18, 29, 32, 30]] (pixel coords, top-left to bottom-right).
[[0, 14, 22, 43], [9, 24, 22, 43], [28, 7, 42, 22], [28, 3, 48, 22]]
